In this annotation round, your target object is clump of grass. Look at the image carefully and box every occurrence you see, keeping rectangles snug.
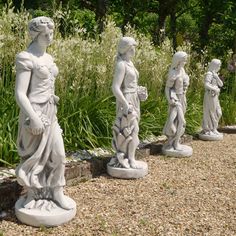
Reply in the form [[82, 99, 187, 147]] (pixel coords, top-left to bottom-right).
[[0, 2, 30, 165]]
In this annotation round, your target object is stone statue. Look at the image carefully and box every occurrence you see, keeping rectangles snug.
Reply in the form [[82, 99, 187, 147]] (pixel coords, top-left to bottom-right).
[[162, 51, 193, 157], [199, 59, 223, 141], [14, 16, 76, 227], [107, 37, 148, 179]]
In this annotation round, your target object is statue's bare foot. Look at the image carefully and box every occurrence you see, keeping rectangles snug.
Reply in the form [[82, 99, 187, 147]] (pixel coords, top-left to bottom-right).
[[163, 140, 174, 150], [24, 199, 36, 209], [108, 157, 116, 166], [129, 159, 138, 169], [213, 130, 220, 135], [23, 189, 35, 209], [174, 144, 182, 151], [23, 196, 35, 209], [117, 153, 130, 168], [53, 187, 74, 210]]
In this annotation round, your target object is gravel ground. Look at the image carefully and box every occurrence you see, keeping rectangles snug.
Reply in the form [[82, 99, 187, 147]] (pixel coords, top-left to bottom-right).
[[0, 134, 236, 236]]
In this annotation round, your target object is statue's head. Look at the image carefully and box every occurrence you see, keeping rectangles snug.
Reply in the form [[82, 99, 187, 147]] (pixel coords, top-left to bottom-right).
[[171, 51, 188, 69], [209, 59, 221, 72], [117, 37, 137, 58], [28, 16, 54, 46]]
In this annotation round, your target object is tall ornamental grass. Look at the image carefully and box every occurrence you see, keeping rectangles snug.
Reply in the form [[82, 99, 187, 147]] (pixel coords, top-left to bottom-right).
[[0, 4, 235, 166], [0, 4, 30, 165]]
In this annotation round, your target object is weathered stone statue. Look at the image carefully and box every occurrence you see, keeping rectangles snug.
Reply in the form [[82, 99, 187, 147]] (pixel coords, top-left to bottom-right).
[[162, 51, 193, 157], [14, 16, 76, 227], [199, 59, 223, 141], [107, 37, 148, 179]]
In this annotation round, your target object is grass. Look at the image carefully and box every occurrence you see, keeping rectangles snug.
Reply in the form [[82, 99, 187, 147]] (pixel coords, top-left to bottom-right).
[[0, 4, 235, 166]]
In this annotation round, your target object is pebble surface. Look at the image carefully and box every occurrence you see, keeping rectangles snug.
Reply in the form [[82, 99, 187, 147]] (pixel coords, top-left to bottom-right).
[[0, 134, 235, 236]]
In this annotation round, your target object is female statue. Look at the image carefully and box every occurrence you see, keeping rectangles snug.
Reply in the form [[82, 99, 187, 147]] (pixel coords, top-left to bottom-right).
[[107, 37, 148, 178], [162, 51, 192, 157], [15, 17, 75, 226], [199, 59, 223, 140]]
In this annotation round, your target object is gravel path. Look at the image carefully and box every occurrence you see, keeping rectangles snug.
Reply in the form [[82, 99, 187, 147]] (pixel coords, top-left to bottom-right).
[[0, 134, 236, 236]]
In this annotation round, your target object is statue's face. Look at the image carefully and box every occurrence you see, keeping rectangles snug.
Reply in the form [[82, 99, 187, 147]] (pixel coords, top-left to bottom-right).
[[37, 28, 54, 47], [215, 63, 221, 72], [179, 56, 187, 68], [127, 45, 135, 58]]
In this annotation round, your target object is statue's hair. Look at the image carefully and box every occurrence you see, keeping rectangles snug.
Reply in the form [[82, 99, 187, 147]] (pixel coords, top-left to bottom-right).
[[170, 51, 188, 69], [28, 16, 54, 41], [116, 37, 137, 61], [208, 59, 221, 71]]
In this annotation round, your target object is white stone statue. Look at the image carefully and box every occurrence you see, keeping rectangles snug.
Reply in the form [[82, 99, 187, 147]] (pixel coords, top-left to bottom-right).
[[199, 59, 223, 141], [107, 37, 148, 179], [162, 51, 193, 157], [14, 16, 76, 227]]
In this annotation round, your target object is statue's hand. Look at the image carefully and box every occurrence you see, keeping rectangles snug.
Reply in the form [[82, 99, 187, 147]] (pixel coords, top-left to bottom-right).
[[123, 103, 133, 115], [169, 98, 178, 106], [137, 86, 148, 101], [30, 116, 45, 135], [212, 72, 219, 78], [214, 87, 220, 95]]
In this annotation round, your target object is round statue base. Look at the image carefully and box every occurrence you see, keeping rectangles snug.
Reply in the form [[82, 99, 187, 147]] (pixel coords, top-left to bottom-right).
[[162, 145, 192, 157], [15, 196, 76, 227], [107, 161, 148, 179], [198, 133, 223, 141]]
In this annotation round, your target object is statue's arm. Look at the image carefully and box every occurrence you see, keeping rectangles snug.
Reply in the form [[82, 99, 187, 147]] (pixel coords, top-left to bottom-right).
[[183, 71, 190, 93], [165, 86, 172, 104], [204, 73, 219, 91], [213, 72, 223, 87], [15, 70, 45, 135], [15, 70, 37, 119], [165, 71, 177, 105], [112, 62, 129, 111]]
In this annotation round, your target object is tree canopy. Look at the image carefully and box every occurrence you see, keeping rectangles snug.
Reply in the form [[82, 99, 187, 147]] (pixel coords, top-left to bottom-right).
[[0, 0, 235, 58]]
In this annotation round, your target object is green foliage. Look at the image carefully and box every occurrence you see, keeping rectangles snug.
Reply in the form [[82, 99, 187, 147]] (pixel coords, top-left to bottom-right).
[[0, 2, 30, 165], [133, 12, 158, 37], [221, 94, 236, 125], [0, 4, 235, 167], [208, 23, 235, 59], [54, 8, 96, 37], [2, 0, 235, 57], [31, 9, 50, 18], [176, 13, 198, 44]]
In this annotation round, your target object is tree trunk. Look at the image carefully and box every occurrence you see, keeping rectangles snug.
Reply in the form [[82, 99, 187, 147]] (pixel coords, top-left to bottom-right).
[[121, 0, 135, 35], [153, 10, 167, 45], [199, 14, 213, 49], [234, 32, 236, 54], [199, 1, 213, 49], [170, 10, 177, 51], [153, 0, 172, 45], [96, 0, 109, 33]]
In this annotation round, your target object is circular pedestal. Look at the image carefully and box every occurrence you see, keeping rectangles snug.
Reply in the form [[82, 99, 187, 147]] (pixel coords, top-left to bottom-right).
[[107, 161, 148, 179], [162, 144, 193, 157], [15, 196, 76, 227], [198, 133, 223, 141]]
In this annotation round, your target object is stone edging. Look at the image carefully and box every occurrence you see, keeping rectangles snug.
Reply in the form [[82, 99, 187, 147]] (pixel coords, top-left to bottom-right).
[[218, 126, 236, 134]]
